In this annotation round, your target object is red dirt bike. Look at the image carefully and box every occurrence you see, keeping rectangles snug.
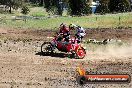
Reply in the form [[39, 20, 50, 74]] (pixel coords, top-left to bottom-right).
[[41, 34, 86, 59]]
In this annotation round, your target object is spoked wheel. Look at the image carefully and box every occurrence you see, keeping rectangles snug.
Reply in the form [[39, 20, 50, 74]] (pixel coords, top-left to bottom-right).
[[75, 48, 86, 59], [41, 42, 54, 55]]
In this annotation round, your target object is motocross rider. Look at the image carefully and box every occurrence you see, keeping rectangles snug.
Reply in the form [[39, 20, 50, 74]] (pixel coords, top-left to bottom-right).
[[51, 23, 70, 51], [58, 23, 70, 42], [69, 24, 86, 43]]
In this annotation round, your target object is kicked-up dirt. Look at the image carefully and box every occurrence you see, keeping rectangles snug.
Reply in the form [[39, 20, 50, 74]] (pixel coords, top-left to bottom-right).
[[0, 27, 132, 88]]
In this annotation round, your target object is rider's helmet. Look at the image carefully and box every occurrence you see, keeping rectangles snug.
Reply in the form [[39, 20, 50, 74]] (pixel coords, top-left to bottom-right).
[[69, 24, 76, 30], [60, 23, 66, 29], [59, 23, 69, 34]]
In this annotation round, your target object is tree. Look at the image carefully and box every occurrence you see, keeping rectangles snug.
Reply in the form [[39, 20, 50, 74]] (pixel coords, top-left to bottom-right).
[[95, 0, 110, 14], [0, 0, 23, 13], [44, 0, 64, 15], [108, 0, 131, 12], [39, 0, 44, 6], [43, 0, 91, 16], [68, 0, 91, 15], [96, 0, 131, 14]]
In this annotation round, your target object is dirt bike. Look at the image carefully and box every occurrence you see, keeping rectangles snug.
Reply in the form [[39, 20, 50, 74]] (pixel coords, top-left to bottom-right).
[[41, 34, 86, 59]]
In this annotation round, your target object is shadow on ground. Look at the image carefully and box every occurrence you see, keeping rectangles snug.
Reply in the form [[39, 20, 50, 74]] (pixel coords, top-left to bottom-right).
[[35, 52, 74, 58]]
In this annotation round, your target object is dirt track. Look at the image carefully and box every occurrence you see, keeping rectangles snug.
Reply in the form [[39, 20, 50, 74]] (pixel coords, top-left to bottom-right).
[[0, 28, 132, 88]]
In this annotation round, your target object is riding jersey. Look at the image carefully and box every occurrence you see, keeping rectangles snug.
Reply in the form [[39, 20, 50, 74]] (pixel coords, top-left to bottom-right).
[[59, 25, 70, 42], [76, 26, 86, 37], [59, 26, 70, 35]]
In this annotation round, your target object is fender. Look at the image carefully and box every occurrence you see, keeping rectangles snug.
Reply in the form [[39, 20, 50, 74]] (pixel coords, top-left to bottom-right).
[[74, 45, 80, 52], [75, 44, 83, 52]]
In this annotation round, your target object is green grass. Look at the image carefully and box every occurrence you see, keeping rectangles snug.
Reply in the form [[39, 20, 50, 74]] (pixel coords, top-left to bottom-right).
[[0, 9, 132, 29]]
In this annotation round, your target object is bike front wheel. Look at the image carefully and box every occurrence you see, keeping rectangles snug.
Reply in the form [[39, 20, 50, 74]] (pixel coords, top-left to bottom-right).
[[41, 42, 54, 54]]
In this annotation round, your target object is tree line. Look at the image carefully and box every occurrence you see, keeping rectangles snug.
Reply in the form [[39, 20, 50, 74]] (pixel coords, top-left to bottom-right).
[[96, 0, 131, 14], [0, 0, 131, 15], [0, 0, 30, 14]]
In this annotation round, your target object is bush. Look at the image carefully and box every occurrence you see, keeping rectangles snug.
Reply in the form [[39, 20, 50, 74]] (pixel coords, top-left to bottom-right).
[[47, 6, 58, 15], [21, 6, 30, 15]]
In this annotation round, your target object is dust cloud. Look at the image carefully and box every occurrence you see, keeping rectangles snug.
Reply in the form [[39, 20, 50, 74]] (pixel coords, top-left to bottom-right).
[[95, 43, 132, 58]]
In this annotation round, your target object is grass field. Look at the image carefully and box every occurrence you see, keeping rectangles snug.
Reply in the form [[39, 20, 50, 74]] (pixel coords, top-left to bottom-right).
[[0, 7, 132, 29]]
